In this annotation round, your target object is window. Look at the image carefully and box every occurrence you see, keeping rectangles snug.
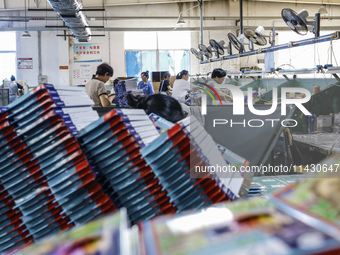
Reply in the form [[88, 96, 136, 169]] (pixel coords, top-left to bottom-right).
[[276, 31, 340, 77], [159, 50, 190, 75], [0, 32, 16, 83], [124, 32, 190, 80], [126, 51, 157, 78]]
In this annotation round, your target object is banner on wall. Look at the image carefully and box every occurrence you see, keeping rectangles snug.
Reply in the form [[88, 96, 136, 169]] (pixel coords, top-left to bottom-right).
[[17, 58, 33, 69], [73, 43, 102, 63]]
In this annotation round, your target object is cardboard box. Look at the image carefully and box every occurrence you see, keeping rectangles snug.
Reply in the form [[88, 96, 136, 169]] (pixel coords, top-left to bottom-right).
[[317, 115, 332, 131], [153, 82, 161, 93], [116, 77, 135, 81]]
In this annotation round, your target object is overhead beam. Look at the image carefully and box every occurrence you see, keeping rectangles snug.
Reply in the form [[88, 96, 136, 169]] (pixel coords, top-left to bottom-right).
[[0, 26, 238, 32], [1, 26, 340, 32], [249, 0, 340, 5], [27, 8, 105, 11], [84, 0, 222, 7], [0, 0, 223, 11], [1, 0, 340, 12], [3, 15, 340, 21], [45, 25, 105, 28]]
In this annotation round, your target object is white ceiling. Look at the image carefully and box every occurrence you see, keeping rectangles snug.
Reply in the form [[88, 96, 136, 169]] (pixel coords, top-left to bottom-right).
[[0, 0, 337, 10], [0, 0, 338, 33]]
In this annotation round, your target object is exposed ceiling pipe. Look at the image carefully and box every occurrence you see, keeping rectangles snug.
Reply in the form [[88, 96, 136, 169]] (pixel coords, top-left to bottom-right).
[[198, 0, 203, 45], [239, 0, 243, 35], [47, 0, 91, 42]]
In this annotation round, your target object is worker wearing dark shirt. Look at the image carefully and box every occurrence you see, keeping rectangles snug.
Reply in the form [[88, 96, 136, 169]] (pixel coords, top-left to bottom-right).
[[159, 72, 172, 95]]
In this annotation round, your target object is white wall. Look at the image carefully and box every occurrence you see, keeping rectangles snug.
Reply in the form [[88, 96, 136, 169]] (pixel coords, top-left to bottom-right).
[[16, 31, 69, 87], [16, 31, 39, 87], [109, 32, 126, 80], [41, 31, 63, 85], [57, 35, 70, 86]]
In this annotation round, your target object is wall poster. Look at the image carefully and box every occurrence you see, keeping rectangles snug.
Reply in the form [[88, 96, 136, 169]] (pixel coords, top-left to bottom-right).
[[73, 43, 102, 63], [17, 58, 33, 69]]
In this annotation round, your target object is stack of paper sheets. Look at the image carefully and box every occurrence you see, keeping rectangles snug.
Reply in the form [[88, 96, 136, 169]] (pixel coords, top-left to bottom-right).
[[140, 117, 232, 212], [0, 84, 116, 253], [77, 109, 177, 224]]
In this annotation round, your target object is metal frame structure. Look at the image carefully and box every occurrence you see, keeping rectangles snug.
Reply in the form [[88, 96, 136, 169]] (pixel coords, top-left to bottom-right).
[[200, 31, 340, 64], [224, 65, 340, 80]]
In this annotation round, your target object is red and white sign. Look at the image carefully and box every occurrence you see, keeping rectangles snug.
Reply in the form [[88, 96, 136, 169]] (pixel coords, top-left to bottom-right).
[[17, 58, 33, 69], [73, 43, 102, 63]]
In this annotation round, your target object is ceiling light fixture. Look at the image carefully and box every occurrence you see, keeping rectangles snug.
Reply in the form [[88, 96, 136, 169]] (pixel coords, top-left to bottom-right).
[[21, 0, 31, 38], [22, 31, 32, 38], [176, 13, 186, 25], [175, 3, 200, 27], [318, 0, 328, 15]]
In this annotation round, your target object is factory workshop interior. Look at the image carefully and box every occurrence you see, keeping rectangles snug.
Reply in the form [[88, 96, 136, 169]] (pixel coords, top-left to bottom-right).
[[0, 0, 340, 254]]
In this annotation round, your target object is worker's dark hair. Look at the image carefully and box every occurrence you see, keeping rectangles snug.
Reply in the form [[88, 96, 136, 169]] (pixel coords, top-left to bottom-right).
[[176, 70, 189, 80], [10, 75, 15, 81], [96, 63, 113, 77], [126, 93, 185, 123], [163, 72, 171, 79], [211, 68, 226, 78], [141, 71, 149, 79]]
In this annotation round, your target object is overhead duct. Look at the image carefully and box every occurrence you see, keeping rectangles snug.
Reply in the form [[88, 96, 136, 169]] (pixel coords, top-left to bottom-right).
[[47, 0, 91, 42]]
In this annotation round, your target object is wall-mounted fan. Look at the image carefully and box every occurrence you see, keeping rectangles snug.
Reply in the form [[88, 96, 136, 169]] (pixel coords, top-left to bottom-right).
[[281, 8, 320, 37], [198, 44, 213, 59], [190, 44, 213, 61], [243, 26, 276, 47], [209, 39, 232, 58], [190, 48, 204, 61], [227, 33, 252, 54], [243, 26, 267, 46]]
